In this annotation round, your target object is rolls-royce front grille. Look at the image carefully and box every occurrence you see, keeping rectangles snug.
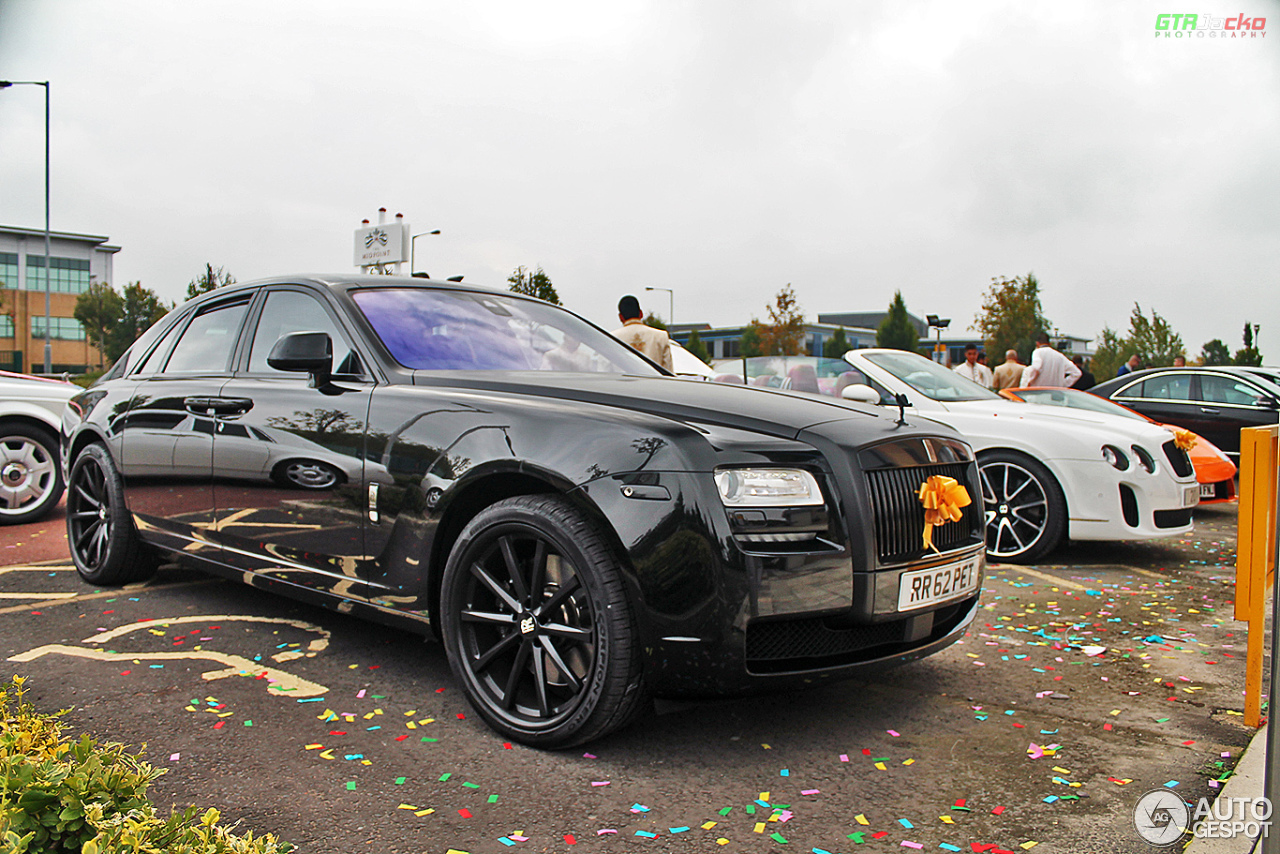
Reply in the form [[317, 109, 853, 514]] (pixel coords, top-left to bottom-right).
[[865, 463, 983, 564]]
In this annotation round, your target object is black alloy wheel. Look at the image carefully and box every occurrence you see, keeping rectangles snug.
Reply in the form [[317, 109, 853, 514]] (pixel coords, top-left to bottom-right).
[[440, 495, 647, 748], [0, 423, 64, 525], [978, 450, 1067, 564], [66, 444, 158, 585]]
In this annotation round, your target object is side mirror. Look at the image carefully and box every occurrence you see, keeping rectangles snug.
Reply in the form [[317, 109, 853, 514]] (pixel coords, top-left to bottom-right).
[[841, 384, 881, 404], [268, 331, 333, 389]]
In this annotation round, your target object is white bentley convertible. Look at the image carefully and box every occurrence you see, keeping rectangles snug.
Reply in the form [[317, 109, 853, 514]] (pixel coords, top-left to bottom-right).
[[714, 350, 1199, 563]]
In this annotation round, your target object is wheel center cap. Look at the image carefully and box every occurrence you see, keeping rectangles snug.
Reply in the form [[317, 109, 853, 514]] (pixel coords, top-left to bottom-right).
[[999, 503, 1009, 515], [518, 613, 538, 636], [1, 464, 23, 485]]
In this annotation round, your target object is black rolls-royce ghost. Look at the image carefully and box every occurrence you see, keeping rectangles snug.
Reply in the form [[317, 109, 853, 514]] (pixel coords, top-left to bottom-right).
[[62, 275, 986, 747]]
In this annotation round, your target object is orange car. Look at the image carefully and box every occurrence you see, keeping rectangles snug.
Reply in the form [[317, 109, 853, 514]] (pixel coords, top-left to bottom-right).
[[1000, 387, 1237, 503]]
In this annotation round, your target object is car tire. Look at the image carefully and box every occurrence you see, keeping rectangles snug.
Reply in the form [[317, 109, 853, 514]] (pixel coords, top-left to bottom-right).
[[0, 422, 64, 525], [978, 450, 1067, 564], [440, 494, 648, 748], [272, 460, 342, 490], [66, 443, 159, 585]]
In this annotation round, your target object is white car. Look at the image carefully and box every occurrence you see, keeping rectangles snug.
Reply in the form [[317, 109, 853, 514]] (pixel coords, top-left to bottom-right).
[[721, 351, 1199, 563], [0, 370, 77, 524]]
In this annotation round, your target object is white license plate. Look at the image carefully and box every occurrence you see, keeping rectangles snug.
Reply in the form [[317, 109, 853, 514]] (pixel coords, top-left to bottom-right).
[[1184, 486, 1201, 507], [898, 557, 980, 611], [1199, 484, 1217, 499]]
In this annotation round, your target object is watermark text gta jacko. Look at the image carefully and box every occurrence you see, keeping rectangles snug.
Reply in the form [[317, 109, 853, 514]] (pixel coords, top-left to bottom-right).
[[1156, 13, 1267, 36]]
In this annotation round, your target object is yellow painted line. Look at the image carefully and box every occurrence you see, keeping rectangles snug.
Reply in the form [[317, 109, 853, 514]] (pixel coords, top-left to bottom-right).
[[0, 564, 76, 574], [0, 579, 216, 615], [0, 592, 79, 600], [7, 643, 328, 697], [86, 614, 330, 658], [991, 565, 1089, 591]]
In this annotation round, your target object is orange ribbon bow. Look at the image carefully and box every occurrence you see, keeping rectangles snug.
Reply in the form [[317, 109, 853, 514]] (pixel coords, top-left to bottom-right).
[[1172, 429, 1197, 452], [917, 475, 972, 554]]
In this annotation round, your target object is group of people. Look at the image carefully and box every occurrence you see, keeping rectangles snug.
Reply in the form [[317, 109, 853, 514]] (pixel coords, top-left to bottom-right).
[[953, 333, 1096, 391], [606, 296, 1168, 398]]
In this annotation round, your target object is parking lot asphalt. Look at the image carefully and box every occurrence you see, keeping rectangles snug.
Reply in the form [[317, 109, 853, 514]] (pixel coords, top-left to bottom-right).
[[0, 502, 1267, 854]]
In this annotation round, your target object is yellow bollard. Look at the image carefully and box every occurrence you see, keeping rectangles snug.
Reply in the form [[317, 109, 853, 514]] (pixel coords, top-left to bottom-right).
[[1235, 425, 1278, 729]]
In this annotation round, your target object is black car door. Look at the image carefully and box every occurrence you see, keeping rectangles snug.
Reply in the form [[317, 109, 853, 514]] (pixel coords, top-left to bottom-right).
[[206, 286, 376, 599], [1193, 373, 1280, 457], [117, 296, 250, 558], [1110, 372, 1200, 434]]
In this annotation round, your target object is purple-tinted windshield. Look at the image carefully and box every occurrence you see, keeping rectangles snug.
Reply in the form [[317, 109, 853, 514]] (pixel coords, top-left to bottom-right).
[[351, 288, 659, 374]]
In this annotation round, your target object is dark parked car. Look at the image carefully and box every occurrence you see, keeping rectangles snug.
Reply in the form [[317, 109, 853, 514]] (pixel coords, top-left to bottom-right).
[[1090, 367, 1280, 460], [62, 275, 986, 747]]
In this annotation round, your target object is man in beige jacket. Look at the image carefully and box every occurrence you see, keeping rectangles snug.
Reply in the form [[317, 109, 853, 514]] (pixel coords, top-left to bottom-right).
[[992, 350, 1024, 390], [611, 295, 673, 371]]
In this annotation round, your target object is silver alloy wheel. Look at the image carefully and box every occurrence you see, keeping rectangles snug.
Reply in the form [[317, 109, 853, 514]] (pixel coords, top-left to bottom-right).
[[283, 461, 339, 489], [980, 460, 1050, 558], [0, 432, 58, 519]]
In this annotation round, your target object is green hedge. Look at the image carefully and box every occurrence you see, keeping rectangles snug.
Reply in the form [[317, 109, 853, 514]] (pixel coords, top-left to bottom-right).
[[0, 676, 293, 853]]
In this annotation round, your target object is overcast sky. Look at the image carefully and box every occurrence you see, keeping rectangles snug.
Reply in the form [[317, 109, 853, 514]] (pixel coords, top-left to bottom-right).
[[1, 0, 1276, 353]]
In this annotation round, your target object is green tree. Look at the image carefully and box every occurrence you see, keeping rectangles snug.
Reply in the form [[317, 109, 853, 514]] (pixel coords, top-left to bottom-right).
[[1125, 303, 1185, 367], [823, 327, 851, 359], [756, 284, 805, 355], [1091, 326, 1126, 380], [973, 273, 1051, 363], [106, 282, 170, 363], [877, 291, 920, 352], [1234, 322, 1263, 366], [186, 263, 236, 300], [1200, 338, 1232, 366], [684, 328, 710, 364], [643, 312, 667, 330], [507, 265, 561, 305], [739, 321, 764, 358], [74, 279, 124, 370]]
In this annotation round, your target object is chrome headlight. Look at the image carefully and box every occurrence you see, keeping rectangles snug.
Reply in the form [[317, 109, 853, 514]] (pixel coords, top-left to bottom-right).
[[1131, 445, 1156, 473], [713, 468, 823, 506], [1102, 445, 1129, 470]]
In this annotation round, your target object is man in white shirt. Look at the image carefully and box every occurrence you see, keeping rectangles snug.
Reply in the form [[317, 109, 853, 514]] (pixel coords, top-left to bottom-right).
[[1020, 332, 1082, 388], [953, 344, 994, 388]]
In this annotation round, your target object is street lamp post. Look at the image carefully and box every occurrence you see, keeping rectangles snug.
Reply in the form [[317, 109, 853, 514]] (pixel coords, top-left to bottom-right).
[[645, 287, 673, 324], [0, 80, 51, 374], [926, 314, 950, 365], [410, 230, 441, 276]]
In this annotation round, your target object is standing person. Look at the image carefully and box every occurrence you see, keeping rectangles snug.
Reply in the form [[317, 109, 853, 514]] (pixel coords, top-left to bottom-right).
[[1116, 354, 1141, 377], [992, 349, 1024, 390], [611, 295, 673, 372], [953, 344, 993, 388], [1173, 355, 1187, 367], [1020, 332, 1082, 388], [1070, 355, 1096, 390]]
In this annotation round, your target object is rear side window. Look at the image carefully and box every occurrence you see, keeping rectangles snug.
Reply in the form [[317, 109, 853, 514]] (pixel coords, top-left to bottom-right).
[[1127, 375, 1191, 401], [161, 300, 249, 374]]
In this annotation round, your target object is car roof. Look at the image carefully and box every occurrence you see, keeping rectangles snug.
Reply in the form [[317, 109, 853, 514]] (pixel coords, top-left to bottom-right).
[[1092, 365, 1280, 394]]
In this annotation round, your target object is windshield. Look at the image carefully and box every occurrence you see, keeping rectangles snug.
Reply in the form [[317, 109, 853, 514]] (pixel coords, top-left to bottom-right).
[[710, 356, 879, 397], [352, 288, 661, 374], [863, 351, 1001, 402], [1014, 387, 1146, 421]]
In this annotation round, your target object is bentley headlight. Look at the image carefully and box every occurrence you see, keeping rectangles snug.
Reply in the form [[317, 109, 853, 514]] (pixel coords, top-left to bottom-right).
[[1102, 445, 1129, 470], [714, 468, 823, 506], [1131, 445, 1156, 473]]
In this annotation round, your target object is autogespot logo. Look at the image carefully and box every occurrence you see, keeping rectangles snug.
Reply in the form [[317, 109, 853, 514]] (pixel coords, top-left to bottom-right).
[[1134, 789, 1190, 846], [1155, 12, 1268, 37]]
